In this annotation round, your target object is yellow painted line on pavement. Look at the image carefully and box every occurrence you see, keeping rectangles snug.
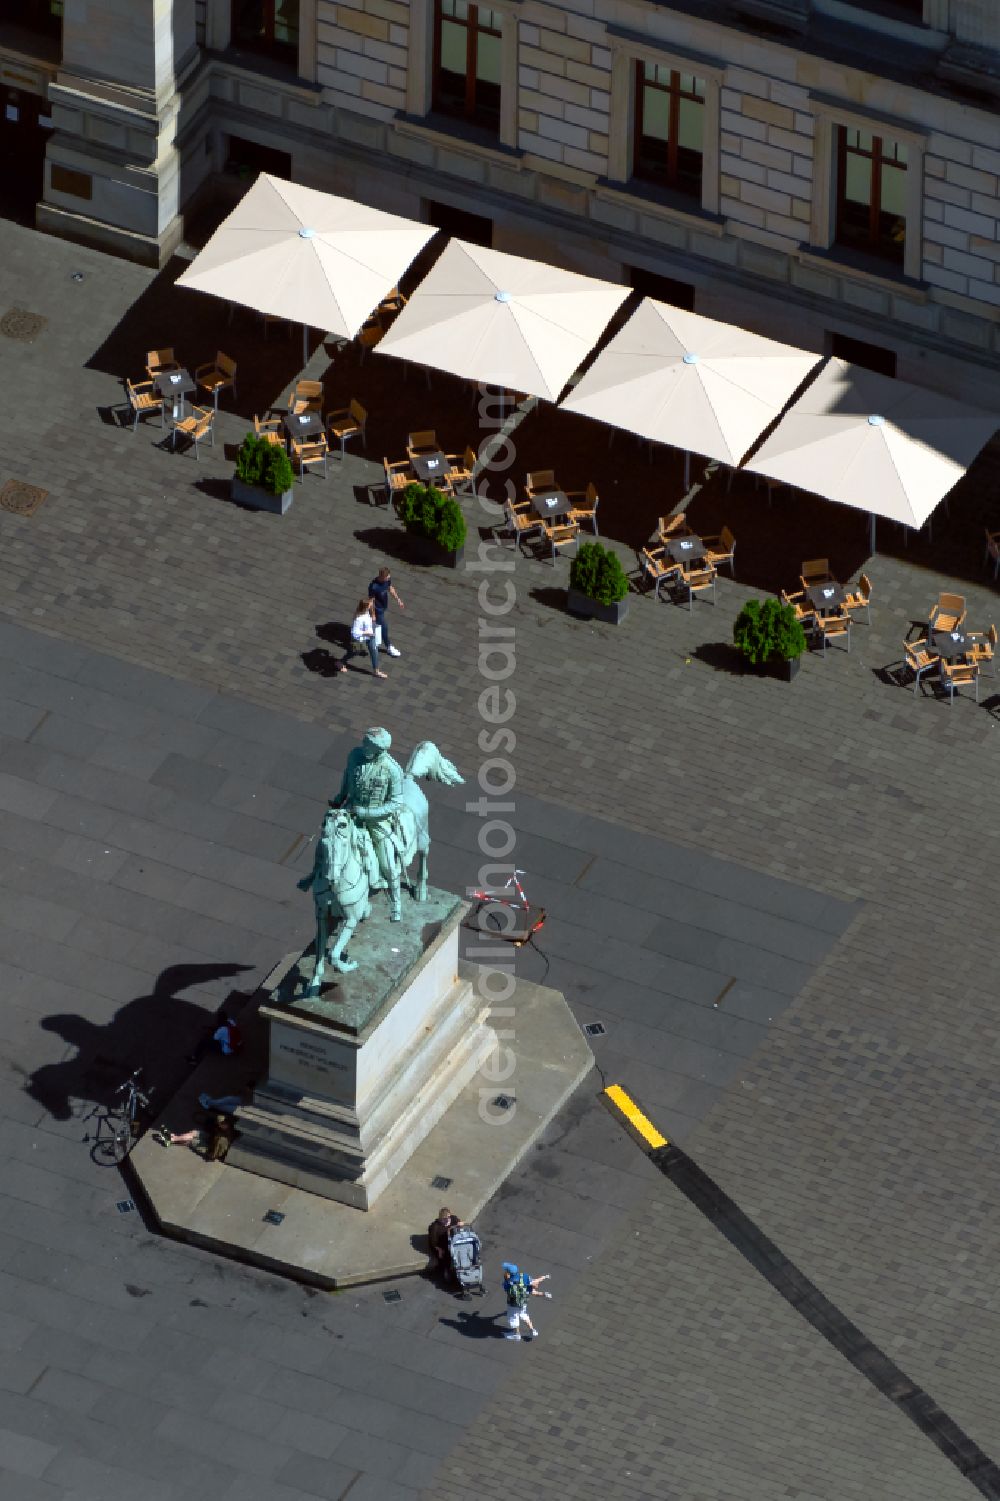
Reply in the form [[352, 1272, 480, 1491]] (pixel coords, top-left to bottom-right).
[[602, 1084, 668, 1151]]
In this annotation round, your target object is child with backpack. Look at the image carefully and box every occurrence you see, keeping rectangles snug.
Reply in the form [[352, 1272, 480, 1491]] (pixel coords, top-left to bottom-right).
[[502, 1262, 550, 1341]]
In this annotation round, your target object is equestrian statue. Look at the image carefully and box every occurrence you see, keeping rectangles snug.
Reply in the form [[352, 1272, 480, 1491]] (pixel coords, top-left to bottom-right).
[[297, 728, 463, 993]]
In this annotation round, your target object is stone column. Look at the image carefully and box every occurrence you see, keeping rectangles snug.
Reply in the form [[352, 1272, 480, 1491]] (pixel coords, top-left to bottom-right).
[[37, 0, 204, 265]]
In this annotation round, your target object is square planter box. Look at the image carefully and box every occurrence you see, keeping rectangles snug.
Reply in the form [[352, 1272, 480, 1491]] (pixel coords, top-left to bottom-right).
[[407, 532, 464, 569], [567, 588, 629, 625], [231, 476, 293, 515]]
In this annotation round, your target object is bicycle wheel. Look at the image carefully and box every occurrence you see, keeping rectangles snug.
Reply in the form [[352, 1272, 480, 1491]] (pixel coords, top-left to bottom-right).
[[112, 1117, 134, 1163]]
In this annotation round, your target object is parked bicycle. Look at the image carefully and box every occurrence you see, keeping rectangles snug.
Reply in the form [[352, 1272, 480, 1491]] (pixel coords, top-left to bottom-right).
[[83, 1068, 153, 1165]]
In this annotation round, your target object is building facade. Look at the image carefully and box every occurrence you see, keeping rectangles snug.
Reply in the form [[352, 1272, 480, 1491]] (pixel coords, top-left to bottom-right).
[[3, 1, 1000, 400]]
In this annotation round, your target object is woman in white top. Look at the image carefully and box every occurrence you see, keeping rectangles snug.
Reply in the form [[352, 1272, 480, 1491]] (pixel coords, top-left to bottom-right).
[[350, 598, 387, 679]]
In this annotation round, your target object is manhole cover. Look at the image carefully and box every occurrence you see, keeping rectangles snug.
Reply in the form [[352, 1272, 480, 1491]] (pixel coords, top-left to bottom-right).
[[0, 480, 48, 517], [0, 307, 47, 343]]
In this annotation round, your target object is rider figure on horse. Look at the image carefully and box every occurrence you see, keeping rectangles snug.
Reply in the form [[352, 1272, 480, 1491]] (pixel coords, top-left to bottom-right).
[[332, 727, 409, 921]]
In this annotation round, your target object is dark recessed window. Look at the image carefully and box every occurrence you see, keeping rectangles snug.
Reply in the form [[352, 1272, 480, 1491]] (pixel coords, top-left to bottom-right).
[[51, 165, 92, 200], [835, 125, 907, 265], [628, 266, 696, 311], [225, 136, 292, 179], [433, 1, 502, 134], [633, 63, 705, 200], [20, 0, 62, 39], [829, 332, 897, 378], [426, 199, 493, 247], [231, 0, 300, 66], [852, 0, 924, 18]]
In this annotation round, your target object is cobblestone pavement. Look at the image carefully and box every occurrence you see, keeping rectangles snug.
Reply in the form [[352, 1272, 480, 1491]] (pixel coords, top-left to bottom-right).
[[2, 217, 1000, 1498]]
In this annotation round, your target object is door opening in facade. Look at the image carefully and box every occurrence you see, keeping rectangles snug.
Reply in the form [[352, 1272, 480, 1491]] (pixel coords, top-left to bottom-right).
[[0, 87, 53, 227]]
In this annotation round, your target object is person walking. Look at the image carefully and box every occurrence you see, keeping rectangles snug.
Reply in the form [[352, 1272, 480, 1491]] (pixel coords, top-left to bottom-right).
[[502, 1262, 550, 1341], [368, 567, 404, 658], [350, 598, 387, 679]]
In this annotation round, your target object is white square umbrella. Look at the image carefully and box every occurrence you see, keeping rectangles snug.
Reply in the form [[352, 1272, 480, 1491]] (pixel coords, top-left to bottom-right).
[[177, 174, 437, 359], [561, 298, 820, 477], [745, 358, 999, 545], [375, 240, 630, 402]]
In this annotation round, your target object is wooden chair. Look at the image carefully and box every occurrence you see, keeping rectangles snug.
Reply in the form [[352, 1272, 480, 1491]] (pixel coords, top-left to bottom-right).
[[984, 527, 1000, 580], [678, 561, 717, 610], [566, 482, 599, 535], [125, 377, 163, 433], [195, 351, 237, 409], [168, 404, 214, 459], [928, 592, 966, 634], [780, 589, 817, 631], [379, 455, 411, 506], [902, 638, 937, 695], [940, 657, 979, 705], [492, 499, 543, 553], [146, 348, 179, 379], [800, 558, 833, 589], [543, 519, 579, 564], [357, 315, 384, 357], [326, 399, 367, 457], [289, 380, 323, 415], [843, 572, 872, 623], [639, 546, 680, 601], [814, 611, 851, 655], [525, 469, 556, 496], [379, 286, 406, 315], [703, 525, 736, 577], [407, 430, 438, 459], [657, 512, 688, 542], [291, 432, 329, 482], [968, 623, 997, 675], [446, 446, 478, 497], [254, 414, 284, 447]]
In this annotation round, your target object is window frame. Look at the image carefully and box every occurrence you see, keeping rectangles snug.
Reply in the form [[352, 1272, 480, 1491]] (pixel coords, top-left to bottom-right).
[[607, 38, 722, 220], [632, 63, 706, 201], [432, 0, 503, 135], [230, 0, 300, 66], [808, 100, 925, 283], [834, 125, 908, 266]]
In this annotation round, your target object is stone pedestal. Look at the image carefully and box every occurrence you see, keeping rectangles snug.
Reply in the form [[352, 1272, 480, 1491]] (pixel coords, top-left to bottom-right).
[[227, 888, 498, 1210]]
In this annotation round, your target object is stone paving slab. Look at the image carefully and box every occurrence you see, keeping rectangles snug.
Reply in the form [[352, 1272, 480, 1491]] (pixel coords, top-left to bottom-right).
[[3, 215, 1000, 1497]]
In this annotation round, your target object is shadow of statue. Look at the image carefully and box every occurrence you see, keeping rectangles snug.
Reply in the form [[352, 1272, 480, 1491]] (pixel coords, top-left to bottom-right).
[[26, 962, 253, 1122]]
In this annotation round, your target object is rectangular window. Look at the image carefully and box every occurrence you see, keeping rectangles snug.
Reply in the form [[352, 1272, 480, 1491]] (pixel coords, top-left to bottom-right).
[[51, 165, 92, 200], [633, 64, 705, 199], [835, 126, 906, 265], [426, 199, 493, 247], [231, 0, 300, 66], [628, 266, 696, 311], [829, 332, 897, 378], [433, 1, 502, 134]]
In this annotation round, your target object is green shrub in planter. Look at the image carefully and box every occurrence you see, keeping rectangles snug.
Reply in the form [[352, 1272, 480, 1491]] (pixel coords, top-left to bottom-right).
[[733, 598, 807, 667], [397, 482, 467, 554], [235, 434, 293, 496], [570, 542, 629, 606]]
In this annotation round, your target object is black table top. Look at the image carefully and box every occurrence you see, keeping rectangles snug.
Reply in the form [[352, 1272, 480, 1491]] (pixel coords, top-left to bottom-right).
[[666, 535, 705, 565], [284, 411, 324, 440], [931, 629, 971, 660], [411, 451, 449, 484], [530, 488, 571, 520], [154, 369, 195, 398], [806, 581, 846, 613]]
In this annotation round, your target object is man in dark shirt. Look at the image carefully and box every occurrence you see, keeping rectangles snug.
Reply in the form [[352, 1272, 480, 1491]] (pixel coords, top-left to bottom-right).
[[368, 567, 404, 658]]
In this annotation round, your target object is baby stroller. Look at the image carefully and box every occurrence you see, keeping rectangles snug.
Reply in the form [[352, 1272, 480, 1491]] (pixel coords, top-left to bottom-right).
[[449, 1226, 486, 1298]]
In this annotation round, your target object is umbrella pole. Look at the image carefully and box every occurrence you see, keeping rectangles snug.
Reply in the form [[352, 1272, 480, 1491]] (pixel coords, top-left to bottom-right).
[[683, 451, 690, 490], [869, 512, 876, 555], [302, 324, 309, 367]]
